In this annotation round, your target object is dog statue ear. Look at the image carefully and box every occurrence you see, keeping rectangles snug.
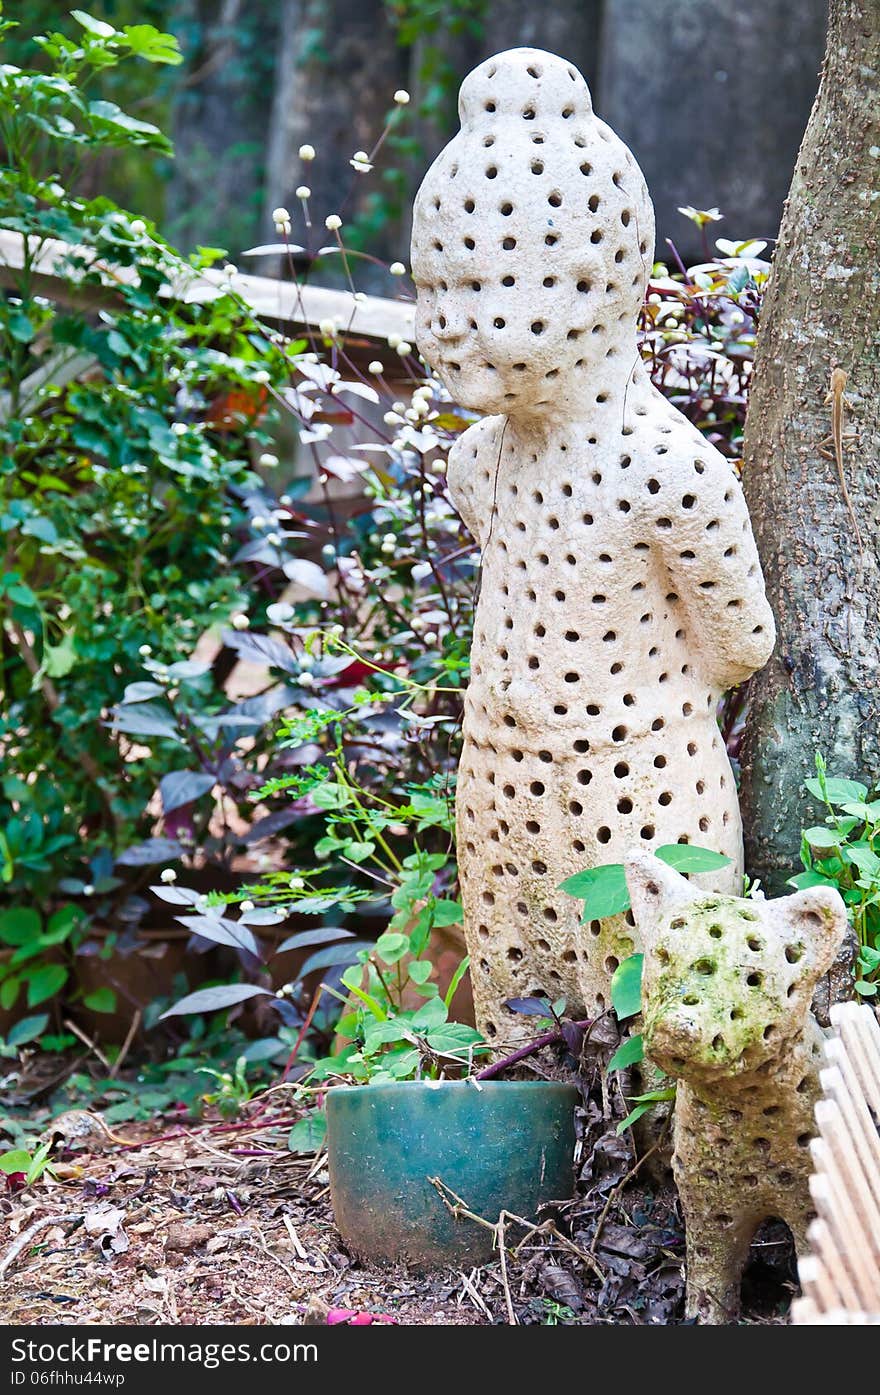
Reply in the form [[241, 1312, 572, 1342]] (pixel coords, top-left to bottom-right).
[[624, 851, 693, 945], [778, 885, 848, 984]]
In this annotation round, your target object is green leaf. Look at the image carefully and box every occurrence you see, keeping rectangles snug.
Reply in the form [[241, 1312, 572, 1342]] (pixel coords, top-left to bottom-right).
[[6, 1013, 49, 1046], [431, 899, 463, 927], [805, 776, 868, 806], [854, 980, 878, 997], [83, 987, 116, 1014], [607, 1034, 644, 1071], [610, 954, 643, 1021], [444, 955, 471, 1010], [0, 1149, 33, 1174], [26, 964, 67, 1006], [845, 844, 880, 878], [0, 908, 41, 946], [425, 1023, 485, 1057], [787, 870, 836, 890], [71, 11, 116, 38], [407, 960, 432, 985], [803, 826, 840, 850], [409, 996, 448, 1030], [655, 844, 731, 873], [287, 1110, 327, 1154], [44, 631, 77, 678], [0, 976, 20, 1010], [374, 932, 409, 964], [559, 863, 630, 920], [120, 25, 183, 65]]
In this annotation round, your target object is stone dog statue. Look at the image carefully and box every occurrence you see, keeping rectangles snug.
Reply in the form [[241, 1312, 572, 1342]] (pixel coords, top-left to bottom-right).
[[625, 851, 848, 1323], [410, 48, 775, 1042]]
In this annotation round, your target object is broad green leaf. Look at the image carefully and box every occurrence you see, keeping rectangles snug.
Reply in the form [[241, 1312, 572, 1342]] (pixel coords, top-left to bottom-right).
[[6, 1012, 48, 1046], [854, 980, 878, 997], [425, 1023, 485, 1056], [0, 908, 41, 946], [610, 954, 643, 1021], [407, 960, 432, 985], [71, 11, 116, 38], [431, 899, 463, 927], [83, 987, 116, 1014], [803, 826, 840, 850], [287, 1110, 327, 1154], [655, 844, 731, 873], [409, 996, 448, 1031], [374, 932, 409, 964], [559, 863, 630, 920], [26, 963, 67, 1006], [786, 870, 836, 890], [0, 1149, 33, 1174], [805, 776, 868, 806], [607, 1034, 644, 1071], [120, 25, 184, 65], [844, 844, 880, 878]]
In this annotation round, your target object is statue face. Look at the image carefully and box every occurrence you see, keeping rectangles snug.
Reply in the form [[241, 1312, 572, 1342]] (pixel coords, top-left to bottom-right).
[[411, 49, 654, 419]]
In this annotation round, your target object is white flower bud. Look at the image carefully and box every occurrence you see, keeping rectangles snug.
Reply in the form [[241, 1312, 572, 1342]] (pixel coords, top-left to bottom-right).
[[160, 869, 177, 884], [259, 452, 279, 468], [299, 671, 315, 687], [82, 885, 95, 897], [240, 900, 255, 913], [272, 206, 291, 224], [396, 340, 412, 356], [170, 421, 187, 436], [130, 219, 146, 237], [295, 186, 311, 200], [394, 89, 410, 105], [298, 144, 316, 161], [389, 261, 406, 276], [423, 631, 438, 645], [138, 644, 152, 657], [252, 369, 270, 384], [368, 360, 384, 374], [288, 876, 305, 890], [387, 333, 401, 349], [324, 214, 342, 231], [231, 613, 250, 630], [223, 263, 237, 277]]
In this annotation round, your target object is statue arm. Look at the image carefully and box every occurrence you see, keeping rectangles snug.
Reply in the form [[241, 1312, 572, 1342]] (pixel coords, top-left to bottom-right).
[[446, 419, 499, 547], [650, 454, 776, 690]]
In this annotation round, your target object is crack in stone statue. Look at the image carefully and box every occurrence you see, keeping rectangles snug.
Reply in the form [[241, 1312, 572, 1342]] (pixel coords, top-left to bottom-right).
[[411, 48, 776, 1043], [625, 852, 848, 1323]]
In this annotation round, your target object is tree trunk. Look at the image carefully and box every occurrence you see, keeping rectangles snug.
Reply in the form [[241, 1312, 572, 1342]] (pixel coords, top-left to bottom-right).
[[740, 0, 880, 892], [598, 0, 827, 259], [263, 0, 407, 279], [167, 0, 279, 255]]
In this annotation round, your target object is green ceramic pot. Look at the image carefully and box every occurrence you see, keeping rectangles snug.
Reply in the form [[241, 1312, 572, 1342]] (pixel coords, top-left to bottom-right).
[[326, 1079, 578, 1269]]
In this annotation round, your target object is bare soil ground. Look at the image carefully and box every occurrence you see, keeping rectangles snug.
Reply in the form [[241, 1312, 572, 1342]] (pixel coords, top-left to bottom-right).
[[0, 1055, 797, 1327]]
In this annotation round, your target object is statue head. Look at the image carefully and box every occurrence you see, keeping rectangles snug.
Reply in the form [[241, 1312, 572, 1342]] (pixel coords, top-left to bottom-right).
[[411, 48, 655, 421], [624, 853, 847, 1083]]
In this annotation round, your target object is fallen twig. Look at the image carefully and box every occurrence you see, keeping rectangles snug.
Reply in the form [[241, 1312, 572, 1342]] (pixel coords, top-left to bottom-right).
[[428, 1175, 604, 1304], [589, 1130, 668, 1258], [0, 1213, 80, 1281]]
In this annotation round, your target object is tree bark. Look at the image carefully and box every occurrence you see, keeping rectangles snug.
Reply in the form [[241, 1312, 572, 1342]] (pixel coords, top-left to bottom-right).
[[598, 0, 827, 259], [167, 0, 279, 254], [263, 0, 407, 277], [740, 0, 880, 892]]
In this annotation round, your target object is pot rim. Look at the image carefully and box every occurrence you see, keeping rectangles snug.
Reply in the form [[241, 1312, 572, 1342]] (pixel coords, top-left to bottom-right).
[[326, 1078, 579, 1100]]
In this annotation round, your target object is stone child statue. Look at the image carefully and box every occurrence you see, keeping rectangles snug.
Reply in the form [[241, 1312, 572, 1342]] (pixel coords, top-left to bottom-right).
[[625, 852, 848, 1324], [410, 48, 776, 1042]]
